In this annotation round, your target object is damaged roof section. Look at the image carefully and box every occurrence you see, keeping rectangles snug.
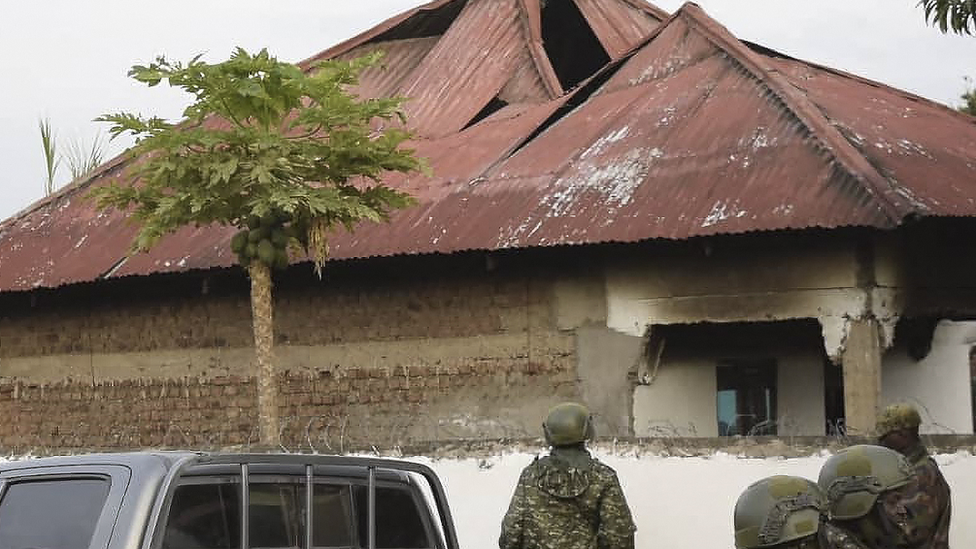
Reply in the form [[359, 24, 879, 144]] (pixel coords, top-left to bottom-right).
[[3, 1, 976, 293]]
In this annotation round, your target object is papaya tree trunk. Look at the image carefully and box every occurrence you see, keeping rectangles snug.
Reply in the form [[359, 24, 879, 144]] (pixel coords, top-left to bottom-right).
[[249, 260, 279, 447]]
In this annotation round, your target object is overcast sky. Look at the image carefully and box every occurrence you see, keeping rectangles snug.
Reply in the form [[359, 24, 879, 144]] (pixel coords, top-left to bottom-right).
[[2, 0, 974, 221]]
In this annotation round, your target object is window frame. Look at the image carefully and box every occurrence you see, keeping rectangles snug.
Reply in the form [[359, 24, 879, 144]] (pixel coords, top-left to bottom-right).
[[156, 471, 437, 549], [716, 358, 779, 436], [0, 465, 131, 549], [352, 481, 438, 549]]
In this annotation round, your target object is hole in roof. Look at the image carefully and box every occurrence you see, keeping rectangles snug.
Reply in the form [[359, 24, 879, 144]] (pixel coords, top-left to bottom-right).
[[741, 40, 797, 61], [541, 0, 610, 90], [367, 0, 469, 43], [508, 56, 625, 157], [463, 97, 509, 129]]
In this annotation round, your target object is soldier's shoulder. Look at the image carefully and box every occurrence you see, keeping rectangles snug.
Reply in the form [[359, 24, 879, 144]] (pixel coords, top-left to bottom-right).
[[518, 456, 544, 476], [915, 456, 950, 485], [588, 458, 621, 479]]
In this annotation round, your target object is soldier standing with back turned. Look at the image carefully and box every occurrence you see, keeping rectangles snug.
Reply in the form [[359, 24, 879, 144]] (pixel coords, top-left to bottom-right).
[[499, 402, 636, 549]]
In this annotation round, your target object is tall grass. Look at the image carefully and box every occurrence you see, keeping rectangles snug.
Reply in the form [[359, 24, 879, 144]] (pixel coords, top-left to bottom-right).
[[39, 117, 60, 196], [38, 118, 109, 196], [65, 131, 107, 182]]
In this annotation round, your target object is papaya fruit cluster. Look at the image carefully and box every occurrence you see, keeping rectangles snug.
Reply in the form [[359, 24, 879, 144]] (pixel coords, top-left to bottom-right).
[[231, 211, 303, 270]]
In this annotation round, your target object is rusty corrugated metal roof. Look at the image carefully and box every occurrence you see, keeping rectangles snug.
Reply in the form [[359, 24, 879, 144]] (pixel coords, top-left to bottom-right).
[[4, 0, 976, 293], [299, 0, 467, 68], [575, 0, 668, 58], [337, 37, 440, 100], [395, 0, 556, 137], [767, 55, 976, 216]]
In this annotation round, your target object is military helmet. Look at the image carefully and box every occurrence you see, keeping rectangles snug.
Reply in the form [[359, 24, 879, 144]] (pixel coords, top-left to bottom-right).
[[733, 475, 825, 548], [817, 444, 913, 520], [877, 403, 922, 438], [543, 402, 594, 446]]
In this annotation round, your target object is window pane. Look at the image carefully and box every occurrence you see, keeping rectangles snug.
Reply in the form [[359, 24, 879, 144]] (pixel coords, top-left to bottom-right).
[[249, 483, 303, 549], [0, 478, 110, 549], [716, 389, 737, 436], [716, 360, 777, 436], [163, 483, 241, 549], [313, 484, 354, 547], [354, 486, 430, 549]]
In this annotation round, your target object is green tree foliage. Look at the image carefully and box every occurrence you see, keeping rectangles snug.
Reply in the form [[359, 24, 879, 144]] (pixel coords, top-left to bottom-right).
[[91, 48, 423, 445], [960, 77, 976, 115], [919, 0, 975, 34]]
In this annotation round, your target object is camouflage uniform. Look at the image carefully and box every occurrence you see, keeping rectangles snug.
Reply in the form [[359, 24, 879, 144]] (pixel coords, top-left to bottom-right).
[[876, 404, 952, 549], [873, 443, 951, 549], [499, 446, 636, 549], [819, 522, 871, 549]]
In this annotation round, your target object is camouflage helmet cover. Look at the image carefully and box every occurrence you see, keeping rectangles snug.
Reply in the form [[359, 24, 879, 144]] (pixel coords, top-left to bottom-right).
[[817, 444, 913, 520], [543, 402, 594, 446], [877, 403, 922, 438], [733, 475, 825, 548]]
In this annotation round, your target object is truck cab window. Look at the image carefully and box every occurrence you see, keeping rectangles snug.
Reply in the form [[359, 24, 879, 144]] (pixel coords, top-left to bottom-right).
[[0, 478, 110, 549], [354, 486, 431, 549], [163, 480, 356, 549], [163, 483, 241, 549]]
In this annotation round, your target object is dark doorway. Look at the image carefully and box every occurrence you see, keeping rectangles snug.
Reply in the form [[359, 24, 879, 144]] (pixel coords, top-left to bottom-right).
[[824, 360, 846, 435], [716, 359, 777, 436]]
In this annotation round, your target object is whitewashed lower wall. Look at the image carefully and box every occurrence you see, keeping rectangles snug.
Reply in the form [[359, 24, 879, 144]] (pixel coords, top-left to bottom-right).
[[415, 449, 975, 549]]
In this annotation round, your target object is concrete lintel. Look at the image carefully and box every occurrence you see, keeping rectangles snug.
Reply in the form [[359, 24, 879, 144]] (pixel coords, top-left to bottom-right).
[[608, 288, 868, 337]]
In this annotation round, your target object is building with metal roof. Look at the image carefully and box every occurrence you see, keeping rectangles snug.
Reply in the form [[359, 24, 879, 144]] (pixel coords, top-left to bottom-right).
[[2, 0, 976, 452]]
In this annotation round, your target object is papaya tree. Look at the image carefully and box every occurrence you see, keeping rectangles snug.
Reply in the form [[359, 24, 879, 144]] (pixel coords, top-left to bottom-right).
[[91, 48, 421, 447]]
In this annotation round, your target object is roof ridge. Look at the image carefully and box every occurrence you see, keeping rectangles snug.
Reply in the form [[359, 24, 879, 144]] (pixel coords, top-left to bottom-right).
[[741, 39, 976, 127], [296, 0, 461, 71], [675, 2, 914, 225], [0, 150, 131, 230], [617, 0, 669, 22]]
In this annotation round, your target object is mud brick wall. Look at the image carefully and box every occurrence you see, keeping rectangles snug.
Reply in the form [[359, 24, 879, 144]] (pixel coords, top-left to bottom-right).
[[0, 253, 581, 453]]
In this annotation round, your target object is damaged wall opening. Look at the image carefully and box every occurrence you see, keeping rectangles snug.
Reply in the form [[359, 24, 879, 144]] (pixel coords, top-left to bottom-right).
[[633, 319, 833, 437], [541, 0, 610, 90]]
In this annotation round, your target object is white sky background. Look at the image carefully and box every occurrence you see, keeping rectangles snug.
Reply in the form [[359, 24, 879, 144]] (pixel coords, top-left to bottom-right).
[[1, 0, 974, 221]]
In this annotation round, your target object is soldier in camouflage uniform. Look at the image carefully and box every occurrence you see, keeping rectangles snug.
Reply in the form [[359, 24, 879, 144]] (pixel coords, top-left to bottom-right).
[[733, 475, 868, 549], [818, 444, 950, 549], [499, 402, 636, 549], [876, 403, 951, 548]]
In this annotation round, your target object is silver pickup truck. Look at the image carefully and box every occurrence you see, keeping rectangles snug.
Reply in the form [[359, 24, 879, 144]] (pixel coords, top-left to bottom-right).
[[0, 453, 461, 549]]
